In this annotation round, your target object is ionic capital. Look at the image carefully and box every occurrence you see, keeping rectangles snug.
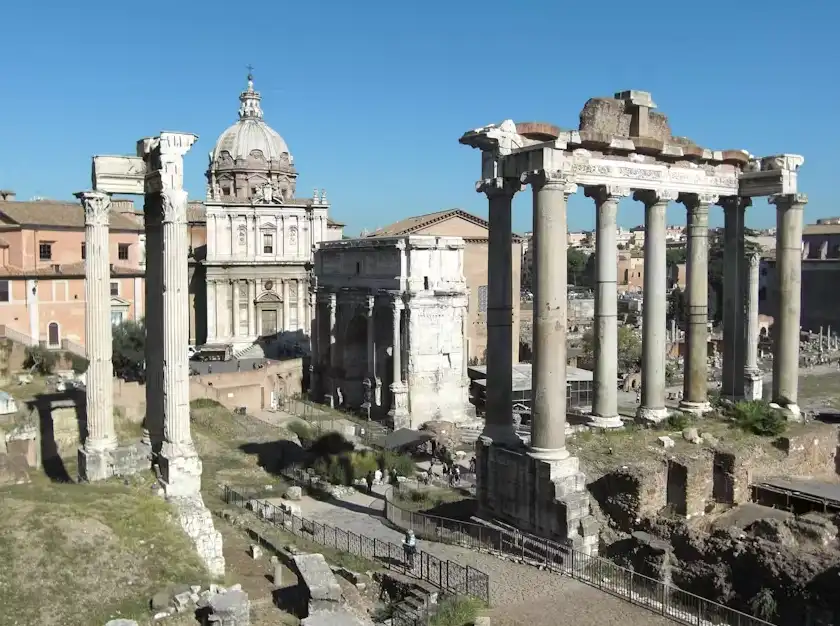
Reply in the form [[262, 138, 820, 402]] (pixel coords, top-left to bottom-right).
[[520, 169, 577, 195], [717, 196, 752, 212], [678, 192, 719, 211], [75, 190, 111, 227], [475, 177, 520, 199], [632, 189, 678, 207], [584, 185, 631, 205], [769, 193, 808, 209]]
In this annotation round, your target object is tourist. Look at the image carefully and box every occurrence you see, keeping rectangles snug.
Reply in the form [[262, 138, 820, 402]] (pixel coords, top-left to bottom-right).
[[374, 468, 383, 485], [237, 360, 241, 372], [469, 457, 476, 474], [423, 467, 433, 485], [453, 465, 461, 485], [402, 529, 417, 568], [366, 471, 374, 494]]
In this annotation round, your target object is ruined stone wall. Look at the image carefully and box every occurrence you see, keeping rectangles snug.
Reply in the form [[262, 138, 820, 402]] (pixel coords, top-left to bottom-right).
[[190, 359, 303, 412]]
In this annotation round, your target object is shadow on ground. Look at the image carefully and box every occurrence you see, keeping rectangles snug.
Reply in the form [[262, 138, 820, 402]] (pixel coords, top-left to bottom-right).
[[27, 389, 88, 483]]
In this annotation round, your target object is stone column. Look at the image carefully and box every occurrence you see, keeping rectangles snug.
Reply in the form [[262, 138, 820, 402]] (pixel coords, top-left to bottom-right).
[[296, 281, 304, 333], [585, 185, 629, 428], [141, 132, 203, 497], [388, 297, 409, 427], [635, 190, 676, 423], [744, 252, 763, 400], [275, 216, 282, 259], [679, 193, 717, 414], [282, 280, 290, 332], [76, 191, 117, 481], [362, 295, 376, 412], [229, 216, 235, 256], [309, 291, 319, 399], [770, 193, 807, 418], [247, 280, 256, 337], [720, 197, 750, 400], [326, 292, 338, 406], [232, 280, 241, 339], [206, 280, 216, 341], [476, 177, 519, 445], [521, 170, 576, 459], [143, 199, 164, 449]]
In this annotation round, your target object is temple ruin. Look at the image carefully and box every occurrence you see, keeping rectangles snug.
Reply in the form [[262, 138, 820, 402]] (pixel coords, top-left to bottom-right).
[[461, 90, 805, 552]]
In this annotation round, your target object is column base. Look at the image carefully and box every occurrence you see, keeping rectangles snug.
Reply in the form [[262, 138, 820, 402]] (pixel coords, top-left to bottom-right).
[[770, 402, 802, 422], [744, 371, 763, 401], [479, 423, 523, 447], [635, 406, 670, 424], [679, 400, 712, 416], [388, 382, 410, 429], [78, 446, 113, 482], [528, 446, 571, 462], [586, 414, 624, 429], [159, 441, 203, 498], [78, 441, 151, 483]]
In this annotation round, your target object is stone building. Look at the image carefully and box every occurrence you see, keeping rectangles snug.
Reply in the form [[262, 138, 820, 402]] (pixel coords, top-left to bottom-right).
[[0, 197, 144, 349], [312, 235, 473, 429], [368, 209, 521, 364], [201, 73, 343, 354]]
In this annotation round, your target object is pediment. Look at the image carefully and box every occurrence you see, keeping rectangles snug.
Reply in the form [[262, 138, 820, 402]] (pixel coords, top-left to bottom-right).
[[111, 295, 130, 307], [257, 292, 282, 303]]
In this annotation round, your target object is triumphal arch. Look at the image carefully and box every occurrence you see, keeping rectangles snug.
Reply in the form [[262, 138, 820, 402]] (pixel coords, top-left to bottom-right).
[[461, 90, 805, 553]]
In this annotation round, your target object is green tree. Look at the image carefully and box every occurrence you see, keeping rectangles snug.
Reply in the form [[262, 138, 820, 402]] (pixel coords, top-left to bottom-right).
[[581, 326, 642, 372], [23, 346, 58, 375], [567, 249, 589, 286], [668, 287, 687, 324], [113, 319, 145, 379], [666, 247, 687, 269]]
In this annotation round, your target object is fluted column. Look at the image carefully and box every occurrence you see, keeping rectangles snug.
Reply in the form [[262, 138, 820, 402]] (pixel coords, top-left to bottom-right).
[[476, 177, 519, 445], [679, 193, 717, 414], [522, 169, 577, 459], [327, 292, 338, 404], [247, 280, 256, 337], [143, 201, 164, 449], [744, 252, 763, 400], [585, 185, 629, 428], [720, 197, 750, 400], [770, 193, 807, 418], [296, 281, 304, 332], [388, 297, 409, 425], [76, 191, 117, 481]]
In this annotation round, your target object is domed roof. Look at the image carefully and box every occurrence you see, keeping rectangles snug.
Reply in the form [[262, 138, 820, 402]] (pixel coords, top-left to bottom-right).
[[210, 74, 293, 166]]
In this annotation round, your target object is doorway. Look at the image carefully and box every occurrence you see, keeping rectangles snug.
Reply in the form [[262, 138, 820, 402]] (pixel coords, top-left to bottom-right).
[[261, 309, 278, 336]]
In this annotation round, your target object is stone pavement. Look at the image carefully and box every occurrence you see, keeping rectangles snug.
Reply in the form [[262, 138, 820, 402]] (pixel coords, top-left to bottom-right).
[[287, 487, 674, 625]]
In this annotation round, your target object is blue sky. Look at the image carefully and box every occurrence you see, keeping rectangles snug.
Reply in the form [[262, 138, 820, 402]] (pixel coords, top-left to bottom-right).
[[1, 0, 836, 235]]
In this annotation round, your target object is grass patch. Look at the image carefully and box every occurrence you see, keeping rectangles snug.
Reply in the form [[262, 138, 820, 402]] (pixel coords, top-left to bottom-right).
[[0, 474, 209, 626], [729, 400, 787, 436], [430, 595, 486, 626], [394, 487, 469, 513]]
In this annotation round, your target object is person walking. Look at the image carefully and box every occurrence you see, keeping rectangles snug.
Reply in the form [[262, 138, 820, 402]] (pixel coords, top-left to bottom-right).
[[366, 471, 374, 494], [402, 530, 417, 569]]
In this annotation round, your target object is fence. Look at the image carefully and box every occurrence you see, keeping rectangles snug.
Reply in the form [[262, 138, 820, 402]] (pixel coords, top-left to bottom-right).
[[222, 484, 490, 607], [384, 487, 774, 626], [278, 394, 391, 449]]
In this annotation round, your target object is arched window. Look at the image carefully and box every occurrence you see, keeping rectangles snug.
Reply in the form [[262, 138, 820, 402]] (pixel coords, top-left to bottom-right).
[[47, 322, 60, 347]]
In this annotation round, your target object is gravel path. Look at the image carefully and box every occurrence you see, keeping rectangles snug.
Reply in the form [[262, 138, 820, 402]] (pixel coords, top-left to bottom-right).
[[284, 487, 676, 625]]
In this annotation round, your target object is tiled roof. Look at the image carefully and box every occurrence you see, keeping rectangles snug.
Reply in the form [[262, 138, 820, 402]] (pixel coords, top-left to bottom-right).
[[0, 262, 142, 279], [0, 200, 143, 231], [368, 208, 523, 241]]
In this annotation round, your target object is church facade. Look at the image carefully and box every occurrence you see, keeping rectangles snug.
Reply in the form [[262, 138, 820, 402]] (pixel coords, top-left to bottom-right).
[[200, 74, 342, 354]]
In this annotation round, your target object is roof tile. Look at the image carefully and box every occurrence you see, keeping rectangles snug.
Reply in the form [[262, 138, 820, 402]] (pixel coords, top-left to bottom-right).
[[0, 200, 142, 231]]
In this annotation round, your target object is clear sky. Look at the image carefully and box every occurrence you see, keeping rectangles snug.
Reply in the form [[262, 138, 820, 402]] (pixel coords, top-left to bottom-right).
[[1, 0, 836, 235]]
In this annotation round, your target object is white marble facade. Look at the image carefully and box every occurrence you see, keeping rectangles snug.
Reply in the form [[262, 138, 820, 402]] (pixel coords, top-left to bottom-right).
[[312, 236, 474, 429], [203, 73, 341, 351]]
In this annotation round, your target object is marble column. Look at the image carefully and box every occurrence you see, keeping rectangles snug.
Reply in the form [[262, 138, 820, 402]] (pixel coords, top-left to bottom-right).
[[635, 190, 675, 423], [232, 280, 241, 339], [229, 216, 235, 256], [282, 280, 291, 332], [327, 292, 338, 406], [362, 295, 375, 411], [142, 132, 202, 497], [770, 193, 807, 418], [585, 185, 629, 428], [388, 297, 409, 426], [206, 280, 216, 342], [143, 198, 164, 449], [309, 291, 319, 399], [522, 170, 576, 459], [679, 193, 717, 414], [76, 191, 117, 481], [274, 216, 282, 260], [744, 252, 763, 400], [720, 197, 750, 400], [296, 281, 304, 333], [477, 177, 519, 445], [247, 280, 256, 337]]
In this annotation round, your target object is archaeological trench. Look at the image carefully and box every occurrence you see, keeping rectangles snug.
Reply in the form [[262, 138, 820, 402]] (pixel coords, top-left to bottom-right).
[[462, 91, 840, 625]]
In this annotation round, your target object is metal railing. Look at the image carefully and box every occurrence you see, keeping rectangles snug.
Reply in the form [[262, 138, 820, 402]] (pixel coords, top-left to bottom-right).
[[222, 484, 490, 606], [384, 487, 774, 626]]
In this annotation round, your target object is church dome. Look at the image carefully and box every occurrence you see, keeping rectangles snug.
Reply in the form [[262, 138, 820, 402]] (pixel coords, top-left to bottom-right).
[[207, 72, 298, 203]]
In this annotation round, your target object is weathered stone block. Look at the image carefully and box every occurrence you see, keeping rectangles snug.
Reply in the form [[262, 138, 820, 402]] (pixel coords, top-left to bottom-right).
[[285, 486, 303, 501], [105, 620, 139, 626], [208, 589, 250, 626], [292, 553, 342, 616], [5, 436, 37, 468], [78, 446, 113, 482], [249, 544, 263, 559]]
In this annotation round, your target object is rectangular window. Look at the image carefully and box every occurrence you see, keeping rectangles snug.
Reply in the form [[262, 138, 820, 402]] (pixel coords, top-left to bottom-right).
[[263, 233, 274, 254], [110, 281, 119, 297], [0, 280, 9, 302], [111, 310, 124, 326], [39, 242, 53, 261], [81, 242, 86, 260], [477, 285, 488, 313], [118, 243, 130, 261]]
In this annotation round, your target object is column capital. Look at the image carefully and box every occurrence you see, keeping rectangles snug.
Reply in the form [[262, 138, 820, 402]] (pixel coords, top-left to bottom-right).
[[75, 191, 112, 226], [390, 297, 405, 312], [633, 189, 679, 207], [769, 193, 808, 209], [747, 251, 761, 268], [678, 192, 719, 210], [584, 185, 631, 205], [520, 169, 577, 195], [366, 294, 375, 316], [717, 196, 752, 212], [476, 177, 520, 198], [161, 189, 189, 224]]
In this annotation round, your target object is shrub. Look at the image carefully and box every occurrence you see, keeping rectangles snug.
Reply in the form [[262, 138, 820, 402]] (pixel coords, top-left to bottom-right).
[[430, 595, 486, 626], [287, 420, 314, 447], [350, 451, 379, 478], [666, 412, 690, 430], [379, 450, 417, 478], [23, 346, 58, 375], [749, 588, 777, 621], [69, 353, 89, 374], [731, 400, 787, 436], [190, 398, 222, 409]]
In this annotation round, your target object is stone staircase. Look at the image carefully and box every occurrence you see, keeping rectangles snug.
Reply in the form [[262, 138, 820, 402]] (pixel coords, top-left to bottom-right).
[[233, 342, 266, 359]]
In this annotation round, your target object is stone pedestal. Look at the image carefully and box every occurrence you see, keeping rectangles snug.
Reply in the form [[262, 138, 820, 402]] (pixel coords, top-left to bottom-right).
[[475, 437, 597, 555], [388, 381, 410, 429], [744, 370, 763, 401], [159, 441, 203, 497], [78, 447, 112, 483]]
